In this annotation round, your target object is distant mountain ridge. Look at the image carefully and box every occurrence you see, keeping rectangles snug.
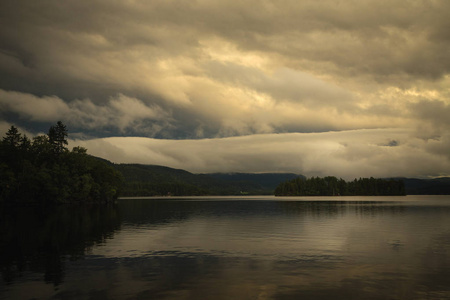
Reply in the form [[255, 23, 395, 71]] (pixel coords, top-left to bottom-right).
[[401, 177, 450, 195], [114, 164, 300, 196], [112, 163, 450, 196], [206, 173, 305, 191]]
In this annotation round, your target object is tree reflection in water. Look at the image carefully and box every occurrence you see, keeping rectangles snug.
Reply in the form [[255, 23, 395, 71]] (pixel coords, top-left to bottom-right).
[[0, 204, 121, 286], [1, 197, 450, 299]]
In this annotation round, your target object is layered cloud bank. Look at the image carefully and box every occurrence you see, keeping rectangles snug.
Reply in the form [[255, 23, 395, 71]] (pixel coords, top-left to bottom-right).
[[1, 0, 450, 177], [72, 129, 450, 179]]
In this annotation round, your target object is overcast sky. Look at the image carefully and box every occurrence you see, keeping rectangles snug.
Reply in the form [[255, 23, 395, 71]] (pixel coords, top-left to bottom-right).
[[1, 0, 449, 178]]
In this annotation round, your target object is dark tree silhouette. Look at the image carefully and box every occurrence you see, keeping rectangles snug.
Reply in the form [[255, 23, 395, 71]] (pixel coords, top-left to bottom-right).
[[3, 126, 21, 147], [275, 176, 405, 196], [0, 122, 123, 204], [48, 121, 68, 154]]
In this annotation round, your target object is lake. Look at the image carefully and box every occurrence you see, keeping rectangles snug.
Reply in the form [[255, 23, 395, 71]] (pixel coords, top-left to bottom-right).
[[1, 195, 450, 299]]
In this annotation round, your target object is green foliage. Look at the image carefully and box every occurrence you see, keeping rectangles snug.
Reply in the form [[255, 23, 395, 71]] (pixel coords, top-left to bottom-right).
[[0, 123, 123, 204], [275, 176, 406, 196]]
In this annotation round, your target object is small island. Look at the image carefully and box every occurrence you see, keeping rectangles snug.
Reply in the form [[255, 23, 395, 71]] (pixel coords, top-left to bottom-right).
[[275, 176, 406, 196], [0, 122, 123, 204]]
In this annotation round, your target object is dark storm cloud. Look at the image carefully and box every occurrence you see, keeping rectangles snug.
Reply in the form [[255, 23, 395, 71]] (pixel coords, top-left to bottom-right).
[[1, 0, 449, 177], [2, 0, 449, 99], [0, 90, 173, 137], [412, 100, 450, 128]]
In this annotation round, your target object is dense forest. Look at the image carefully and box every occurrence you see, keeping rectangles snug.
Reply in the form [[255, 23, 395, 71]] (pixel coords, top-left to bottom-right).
[[115, 164, 299, 196], [275, 176, 406, 196], [0, 122, 123, 204]]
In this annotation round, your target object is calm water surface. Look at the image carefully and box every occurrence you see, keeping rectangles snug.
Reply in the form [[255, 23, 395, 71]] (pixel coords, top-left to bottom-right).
[[1, 195, 450, 299]]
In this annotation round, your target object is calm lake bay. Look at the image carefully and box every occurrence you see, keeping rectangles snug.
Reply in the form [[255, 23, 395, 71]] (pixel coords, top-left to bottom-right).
[[1, 195, 450, 299]]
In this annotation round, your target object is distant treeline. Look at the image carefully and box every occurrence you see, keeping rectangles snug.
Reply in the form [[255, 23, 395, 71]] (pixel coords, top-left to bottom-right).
[[115, 164, 300, 196], [0, 122, 123, 204], [275, 176, 406, 196], [123, 181, 208, 196]]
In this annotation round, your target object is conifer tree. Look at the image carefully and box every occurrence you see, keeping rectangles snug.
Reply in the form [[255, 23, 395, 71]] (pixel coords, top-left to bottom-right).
[[48, 121, 68, 154], [3, 126, 21, 147]]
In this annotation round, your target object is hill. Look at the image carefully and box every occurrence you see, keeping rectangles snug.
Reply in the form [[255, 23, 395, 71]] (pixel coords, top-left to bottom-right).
[[114, 164, 301, 196], [207, 173, 302, 193], [403, 177, 450, 195], [114, 163, 450, 197]]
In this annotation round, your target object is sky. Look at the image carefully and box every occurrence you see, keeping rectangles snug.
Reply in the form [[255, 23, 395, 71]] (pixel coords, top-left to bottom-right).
[[1, 0, 449, 179]]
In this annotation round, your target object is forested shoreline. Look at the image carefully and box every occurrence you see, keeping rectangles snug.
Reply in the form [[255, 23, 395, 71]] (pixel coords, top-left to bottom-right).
[[2, 123, 448, 202], [0, 122, 123, 204], [275, 176, 406, 196]]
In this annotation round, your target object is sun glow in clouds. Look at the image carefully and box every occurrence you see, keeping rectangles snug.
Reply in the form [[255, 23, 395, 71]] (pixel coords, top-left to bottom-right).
[[1, 0, 450, 178]]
